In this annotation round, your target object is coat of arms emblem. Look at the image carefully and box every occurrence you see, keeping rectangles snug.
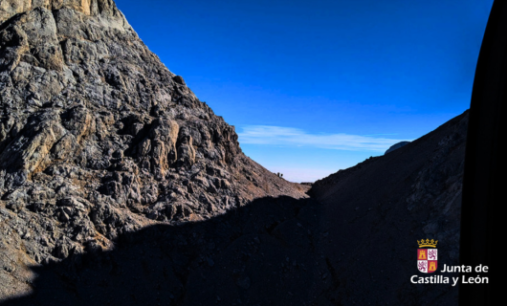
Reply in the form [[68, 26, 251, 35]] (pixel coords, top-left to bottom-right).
[[417, 239, 438, 273]]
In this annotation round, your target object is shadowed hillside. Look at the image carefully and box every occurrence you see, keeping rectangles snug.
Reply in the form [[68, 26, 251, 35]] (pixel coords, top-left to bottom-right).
[[309, 110, 468, 305]]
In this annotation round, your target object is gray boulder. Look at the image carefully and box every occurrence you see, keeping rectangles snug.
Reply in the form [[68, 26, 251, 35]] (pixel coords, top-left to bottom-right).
[[385, 141, 410, 154]]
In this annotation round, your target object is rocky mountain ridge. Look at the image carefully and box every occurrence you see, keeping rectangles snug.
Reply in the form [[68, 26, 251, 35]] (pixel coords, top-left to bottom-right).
[[0, 0, 306, 298]]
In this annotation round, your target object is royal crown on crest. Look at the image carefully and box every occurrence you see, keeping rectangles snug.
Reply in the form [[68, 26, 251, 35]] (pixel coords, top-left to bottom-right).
[[417, 239, 438, 248]]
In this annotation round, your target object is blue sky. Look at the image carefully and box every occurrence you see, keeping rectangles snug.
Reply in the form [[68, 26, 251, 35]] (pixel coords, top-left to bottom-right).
[[116, 0, 493, 182]]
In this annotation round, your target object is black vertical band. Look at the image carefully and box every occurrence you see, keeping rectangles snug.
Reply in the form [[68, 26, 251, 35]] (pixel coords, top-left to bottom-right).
[[460, 1, 505, 305]]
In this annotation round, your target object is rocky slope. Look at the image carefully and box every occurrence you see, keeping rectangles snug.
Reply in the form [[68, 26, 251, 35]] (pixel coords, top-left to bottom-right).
[[0, 102, 468, 305], [0, 0, 307, 299]]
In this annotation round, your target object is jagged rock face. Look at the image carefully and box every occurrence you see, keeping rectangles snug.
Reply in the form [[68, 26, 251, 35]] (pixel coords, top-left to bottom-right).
[[0, 0, 306, 296]]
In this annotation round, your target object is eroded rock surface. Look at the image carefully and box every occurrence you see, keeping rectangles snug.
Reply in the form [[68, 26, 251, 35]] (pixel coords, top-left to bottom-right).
[[0, 0, 306, 298]]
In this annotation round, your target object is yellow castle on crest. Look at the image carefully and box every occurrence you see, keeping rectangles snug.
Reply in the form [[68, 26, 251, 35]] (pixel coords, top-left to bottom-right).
[[417, 239, 438, 248]]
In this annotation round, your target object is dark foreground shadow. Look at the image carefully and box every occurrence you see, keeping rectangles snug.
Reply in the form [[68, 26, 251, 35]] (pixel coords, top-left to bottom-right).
[[1, 193, 461, 306], [1, 196, 330, 306]]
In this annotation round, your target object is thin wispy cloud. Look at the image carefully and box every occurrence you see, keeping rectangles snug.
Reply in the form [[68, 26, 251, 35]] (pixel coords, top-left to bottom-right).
[[239, 125, 409, 152]]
